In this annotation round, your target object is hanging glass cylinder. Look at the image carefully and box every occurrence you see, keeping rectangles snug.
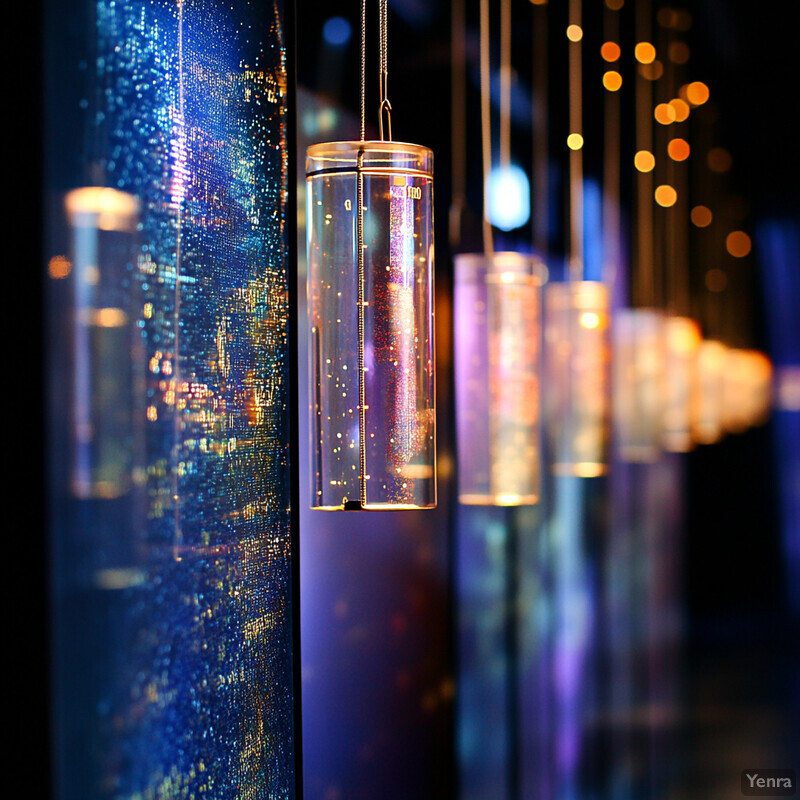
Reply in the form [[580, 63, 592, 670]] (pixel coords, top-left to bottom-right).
[[544, 281, 610, 476], [692, 338, 728, 445], [454, 252, 544, 505], [612, 308, 665, 463], [307, 141, 435, 510], [65, 187, 141, 499], [722, 348, 773, 433], [662, 316, 702, 452]]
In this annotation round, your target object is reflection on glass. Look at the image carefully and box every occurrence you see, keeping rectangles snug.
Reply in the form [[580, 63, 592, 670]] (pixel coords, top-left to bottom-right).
[[455, 252, 544, 505], [693, 339, 728, 444], [545, 282, 610, 476], [66, 187, 140, 499], [613, 308, 665, 462], [663, 316, 702, 452], [307, 141, 435, 509]]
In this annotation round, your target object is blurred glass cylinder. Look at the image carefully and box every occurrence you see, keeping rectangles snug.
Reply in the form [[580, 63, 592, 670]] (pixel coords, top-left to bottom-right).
[[66, 187, 140, 499], [692, 339, 728, 444], [722, 348, 773, 433], [612, 308, 665, 462], [454, 252, 544, 505], [307, 141, 435, 510], [662, 316, 702, 452], [544, 281, 610, 476]]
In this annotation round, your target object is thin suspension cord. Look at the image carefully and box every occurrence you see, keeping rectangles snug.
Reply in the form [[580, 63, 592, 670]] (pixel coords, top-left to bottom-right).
[[480, 0, 494, 256], [378, 0, 392, 140], [635, 0, 654, 307], [568, 0, 584, 281], [499, 0, 511, 171], [450, 0, 467, 248], [360, 0, 366, 140]]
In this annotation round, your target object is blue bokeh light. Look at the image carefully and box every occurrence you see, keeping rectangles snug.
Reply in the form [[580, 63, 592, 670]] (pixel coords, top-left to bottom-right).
[[322, 16, 351, 47], [487, 164, 530, 231]]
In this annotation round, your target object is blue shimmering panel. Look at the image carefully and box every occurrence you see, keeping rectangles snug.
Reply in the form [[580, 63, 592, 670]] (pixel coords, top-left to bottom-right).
[[46, 1, 296, 798]]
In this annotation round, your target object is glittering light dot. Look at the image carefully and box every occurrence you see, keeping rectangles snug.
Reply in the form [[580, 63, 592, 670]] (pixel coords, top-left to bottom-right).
[[669, 97, 690, 122], [567, 24, 583, 42], [669, 41, 690, 64], [726, 230, 751, 257], [655, 103, 677, 125], [707, 147, 732, 173], [634, 150, 655, 172], [668, 138, 690, 161], [603, 70, 623, 91], [601, 41, 621, 61], [48, 255, 71, 279], [705, 268, 727, 292], [580, 312, 600, 329], [691, 205, 713, 227], [655, 184, 677, 207], [635, 42, 656, 64], [685, 80, 709, 105], [567, 133, 584, 150]]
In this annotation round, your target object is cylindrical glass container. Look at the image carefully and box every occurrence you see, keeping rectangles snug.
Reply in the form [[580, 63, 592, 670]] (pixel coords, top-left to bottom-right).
[[454, 252, 544, 505], [65, 187, 141, 499], [307, 141, 435, 510], [662, 316, 702, 452], [612, 308, 665, 463], [544, 281, 610, 476], [692, 338, 727, 445]]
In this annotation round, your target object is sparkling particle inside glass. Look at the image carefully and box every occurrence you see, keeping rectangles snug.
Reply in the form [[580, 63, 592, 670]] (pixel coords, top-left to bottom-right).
[[307, 141, 436, 510]]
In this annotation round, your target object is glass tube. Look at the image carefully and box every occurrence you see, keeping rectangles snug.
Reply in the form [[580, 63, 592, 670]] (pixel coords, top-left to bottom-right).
[[544, 281, 610, 477], [692, 339, 728, 445], [65, 187, 141, 499], [662, 316, 701, 452], [612, 308, 665, 463], [307, 141, 435, 510], [454, 252, 544, 505]]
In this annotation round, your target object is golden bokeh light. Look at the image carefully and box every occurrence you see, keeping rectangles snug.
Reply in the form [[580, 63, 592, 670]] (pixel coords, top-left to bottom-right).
[[48, 255, 72, 279], [668, 138, 690, 161], [654, 184, 677, 207], [634, 150, 655, 172], [606, 0, 624, 9], [705, 268, 727, 292], [673, 10, 692, 30], [567, 24, 583, 41], [685, 80, 710, 105], [530, 0, 548, 5], [635, 42, 656, 64], [691, 205, 713, 227], [669, 97, 690, 122], [668, 41, 690, 64], [567, 133, 584, 150], [601, 41, 621, 61], [639, 60, 664, 80], [654, 103, 677, 124], [603, 70, 623, 91], [656, 8, 676, 27], [707, 147, 732, 173], [580, 311, 600, 329], [726, 230, 752, 258]]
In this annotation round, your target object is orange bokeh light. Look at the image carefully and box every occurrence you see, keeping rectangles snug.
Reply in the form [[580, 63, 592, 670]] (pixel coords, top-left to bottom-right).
[[668, 138, 690, 161], [691, 205, 713, 227], [726, 231, 752, 258], [601, 41, 621, 62]]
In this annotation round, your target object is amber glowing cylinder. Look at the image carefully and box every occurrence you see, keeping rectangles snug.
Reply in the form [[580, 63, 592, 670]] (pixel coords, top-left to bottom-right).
[[612, 308, 665, 463], [692, 339, 728, 445], [662, 316, 701, 452], [66, 187, 140, 499], [454, 252, 544, 505], [544, 281, 610, 476], [722, 348, 773, 433], [306, 141, 436, 510]]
